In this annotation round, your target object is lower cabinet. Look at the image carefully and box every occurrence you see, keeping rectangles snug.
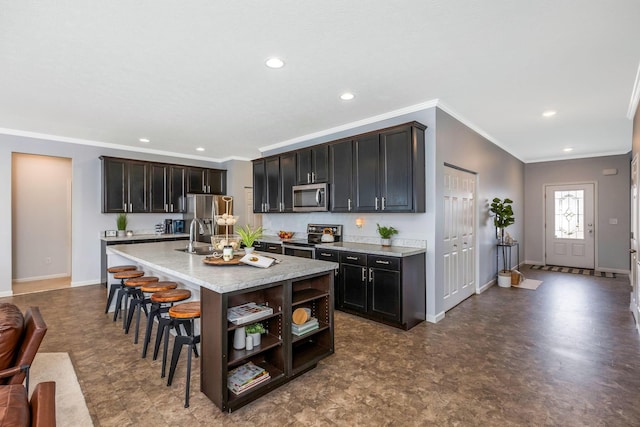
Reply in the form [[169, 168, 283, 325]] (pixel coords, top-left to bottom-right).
[[200, 271, 334, 412], [332, 250, 424, 330]]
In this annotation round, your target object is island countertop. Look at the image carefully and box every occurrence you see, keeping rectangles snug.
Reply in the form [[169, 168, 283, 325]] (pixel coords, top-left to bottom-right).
[[107, 240, 338, 294]]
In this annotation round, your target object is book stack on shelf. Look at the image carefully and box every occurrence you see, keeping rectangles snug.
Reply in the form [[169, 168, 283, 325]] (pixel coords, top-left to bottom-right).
[[227, 361, 270, 395], [227, 302, 273, 325], [292, 317, 319, 336]]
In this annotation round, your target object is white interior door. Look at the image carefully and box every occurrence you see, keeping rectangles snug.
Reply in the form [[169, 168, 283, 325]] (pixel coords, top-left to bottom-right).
[[544, 183, 595, 269], [244, 187, 262, 228], [630, 155, 639, 329], [443, 166, 476, 311]]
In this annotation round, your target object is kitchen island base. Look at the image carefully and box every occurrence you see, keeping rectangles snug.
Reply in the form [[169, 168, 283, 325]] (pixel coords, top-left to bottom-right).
[[201, 271, 334, 412]]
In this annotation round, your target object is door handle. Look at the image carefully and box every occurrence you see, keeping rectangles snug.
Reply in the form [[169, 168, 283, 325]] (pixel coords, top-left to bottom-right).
[[631, 249, 637, 254]]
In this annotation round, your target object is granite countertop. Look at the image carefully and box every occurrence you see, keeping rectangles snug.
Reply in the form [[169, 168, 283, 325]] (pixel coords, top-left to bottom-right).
[[101, 233, 190, 243], [107, 240, 338, 294], [315, 241, 426, 257]]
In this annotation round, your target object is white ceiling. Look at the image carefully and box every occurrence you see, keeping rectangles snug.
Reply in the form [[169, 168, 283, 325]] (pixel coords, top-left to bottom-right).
[[1, 1, 639, 163]]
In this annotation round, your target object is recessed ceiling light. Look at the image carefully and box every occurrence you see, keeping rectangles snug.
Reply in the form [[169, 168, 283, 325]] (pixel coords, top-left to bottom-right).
[[265, 57, 285, 69], [542, 110, 557, 118], [196, 147, 205, 152], [340, 92, 355, 101], [139, 138, 150, 143], [563, 147, 573, 152]]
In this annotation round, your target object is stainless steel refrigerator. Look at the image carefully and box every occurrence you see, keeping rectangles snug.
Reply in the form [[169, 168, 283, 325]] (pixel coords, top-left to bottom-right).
[[183, 194, 233, 243]]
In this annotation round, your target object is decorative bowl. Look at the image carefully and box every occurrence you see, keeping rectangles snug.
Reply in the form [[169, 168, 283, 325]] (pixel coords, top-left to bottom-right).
[[278, 231, 294, 239]]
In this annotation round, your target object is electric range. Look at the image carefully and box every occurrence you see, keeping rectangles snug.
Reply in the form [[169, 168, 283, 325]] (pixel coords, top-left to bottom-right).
[[282, 224, 343, 259]]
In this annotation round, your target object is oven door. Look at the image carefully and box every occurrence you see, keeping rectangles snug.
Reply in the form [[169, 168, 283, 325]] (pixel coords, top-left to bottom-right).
[[282, 244, 316, 259]]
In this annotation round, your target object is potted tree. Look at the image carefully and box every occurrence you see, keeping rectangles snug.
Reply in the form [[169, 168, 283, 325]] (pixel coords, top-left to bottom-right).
[[237, 225, 263, 254], [245, 322, 266, 346], [490, 197, 515, 287], [116, 213, 128, 237], [376, 223, 398, 247]]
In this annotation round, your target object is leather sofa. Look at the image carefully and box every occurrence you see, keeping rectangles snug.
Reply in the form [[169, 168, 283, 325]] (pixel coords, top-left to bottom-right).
[[0, 382, 56, 427]]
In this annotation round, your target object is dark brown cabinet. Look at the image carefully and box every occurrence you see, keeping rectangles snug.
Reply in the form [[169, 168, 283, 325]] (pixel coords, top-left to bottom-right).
[[187, 167, 226, 194], [253, 153, 296, 213], [150, 164, 186, 213], [328, 140, 354, 212], [101, 157, 149, 213], [296, 145, 328, 184], [315, 249, 340, 305], [333, 249, 425, 330]]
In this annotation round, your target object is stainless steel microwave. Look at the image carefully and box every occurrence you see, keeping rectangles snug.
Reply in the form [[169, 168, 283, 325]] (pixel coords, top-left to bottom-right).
[[292, 183, 329, 212]]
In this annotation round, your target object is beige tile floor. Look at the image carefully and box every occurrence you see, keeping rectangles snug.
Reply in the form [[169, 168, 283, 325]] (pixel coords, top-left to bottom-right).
[[2, 266, 640, 426]]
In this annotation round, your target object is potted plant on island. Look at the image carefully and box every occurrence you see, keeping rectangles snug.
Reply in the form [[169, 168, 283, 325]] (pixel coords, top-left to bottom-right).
[[245, 322, 266, 346], [376, 223, 398, 247], [490, 197, 515, 288], [237, 225, 263, 254], [116, 213, 128, 237]]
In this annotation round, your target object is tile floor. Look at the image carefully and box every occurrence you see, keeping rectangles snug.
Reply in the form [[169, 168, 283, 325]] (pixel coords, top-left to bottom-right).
[[2, 265, 640, 426]]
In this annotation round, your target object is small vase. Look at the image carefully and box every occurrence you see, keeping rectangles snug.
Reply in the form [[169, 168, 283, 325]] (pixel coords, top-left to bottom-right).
[[233, 327, 246, 350], [248, 332, 261, 346], [244, 247, 255, 255], [381, 238, 391, 247], [117, 230, 125, 237]]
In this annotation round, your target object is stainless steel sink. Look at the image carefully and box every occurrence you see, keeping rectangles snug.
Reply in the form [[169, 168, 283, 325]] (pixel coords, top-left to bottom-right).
[[175, 246, 215, 256]]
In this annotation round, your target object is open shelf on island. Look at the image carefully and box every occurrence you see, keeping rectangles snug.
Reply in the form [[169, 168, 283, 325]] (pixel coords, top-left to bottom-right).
[[291, 321, 329, 343], [291, 328, 332, 373], [292, 288, 329, 305], [228, 333, 282, 367]]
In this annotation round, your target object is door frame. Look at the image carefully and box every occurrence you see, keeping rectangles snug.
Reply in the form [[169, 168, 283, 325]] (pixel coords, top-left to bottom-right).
[[542, 181, 598, 269]]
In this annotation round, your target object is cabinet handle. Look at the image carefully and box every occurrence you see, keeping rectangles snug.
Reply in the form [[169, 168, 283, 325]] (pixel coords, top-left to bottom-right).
[[129, 203, 132, 212], [170, 203, 174, 212], [307, 172, 311, 184], [381, 197, 386, 210], [165, 204, 168, 212], [369, 267, 373, 282], [124, 204, 127, 213], [362, 267, 366, 281], [348, 199, 352, 211], [375, 197, 379, 210], [346, 256, 359, 260], [320, 253, 332, 257], [375, 260, 390, 265], [312, 172, 315, 183]]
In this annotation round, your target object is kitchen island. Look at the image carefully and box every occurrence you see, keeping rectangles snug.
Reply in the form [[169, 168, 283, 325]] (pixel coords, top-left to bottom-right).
[[106, 240, 338, 412]]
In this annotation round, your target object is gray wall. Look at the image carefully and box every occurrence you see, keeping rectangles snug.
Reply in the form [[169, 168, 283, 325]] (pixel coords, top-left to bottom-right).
[[524, 155, 630, 272], [0, 133, 235, 296]]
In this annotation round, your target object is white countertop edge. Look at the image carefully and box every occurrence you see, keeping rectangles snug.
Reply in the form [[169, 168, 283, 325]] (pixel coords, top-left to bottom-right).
[[315, 242, 426, 257]]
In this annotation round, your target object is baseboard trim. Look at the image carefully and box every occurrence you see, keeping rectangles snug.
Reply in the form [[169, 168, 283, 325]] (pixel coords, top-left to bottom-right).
[[0, 290, 13, 298], [71, 279, 100, 288], [13, 273, 70, 283], [596, 267, 630, 275], [478, 279, 495, 293], [426, 311, 445, 323]]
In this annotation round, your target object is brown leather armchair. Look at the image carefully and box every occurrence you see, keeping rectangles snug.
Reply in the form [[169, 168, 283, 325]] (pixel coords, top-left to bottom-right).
[[0, 305, 48, 394], [0, 381, 56, 427]]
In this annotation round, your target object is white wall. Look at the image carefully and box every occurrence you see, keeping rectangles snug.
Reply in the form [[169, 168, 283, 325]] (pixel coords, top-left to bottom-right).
[[524, 154, 630, 272], [0, 134, 230, 297], [12, 153, 72, 281]]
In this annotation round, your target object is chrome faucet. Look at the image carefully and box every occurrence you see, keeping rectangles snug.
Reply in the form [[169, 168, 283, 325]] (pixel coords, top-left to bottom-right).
[[187, 218, 206, 253]]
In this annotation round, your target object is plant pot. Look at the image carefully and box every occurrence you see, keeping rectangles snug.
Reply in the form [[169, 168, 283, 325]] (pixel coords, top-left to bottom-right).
[[248, 332, 261, 346], [244, 247, 255, 255], [497, 271, 512, 288], [381, 238, 391, 247], [117, 230, 126, 237]]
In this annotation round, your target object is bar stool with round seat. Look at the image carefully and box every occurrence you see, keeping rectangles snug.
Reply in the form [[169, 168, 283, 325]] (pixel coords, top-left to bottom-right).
[[104, 265, 138, 313], [120, 276, 159, 331], [165, 301, 201, 408], [127, 281, 178, 345], [141, 288, 192, 360], [111, 270, 145, 322]]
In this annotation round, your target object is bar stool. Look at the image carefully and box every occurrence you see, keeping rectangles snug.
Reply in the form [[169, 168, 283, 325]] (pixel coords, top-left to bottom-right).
[[104, 265, 137, 313], [127, 281, 178, 345], [165, 301, 201, 408], [120, 276, 159, 331], [141, 288, 192, 360], [111, 270, 145, 322]]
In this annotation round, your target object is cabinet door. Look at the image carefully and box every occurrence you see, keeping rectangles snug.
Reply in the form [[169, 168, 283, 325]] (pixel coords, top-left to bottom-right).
[[379, 126, 413, 212], [279, 152, 296, 212], [187, 167, 205, 193], [316, 249, 340, 306], [353, 134, 379, 211], [169, 166, 186, 212], [296, 149, 312, 184], [207, 169, 226, 195], [102, 158, 127, 213], [340, 263, 367, 311], [149, 164, 168, 213], [329, 140, 354, 212], [252, 160, 266, 213], [369, 267, 401, 322], [127, 161, 149, 213], [311, 145, 329, 183], [265, 157, 281, 213]]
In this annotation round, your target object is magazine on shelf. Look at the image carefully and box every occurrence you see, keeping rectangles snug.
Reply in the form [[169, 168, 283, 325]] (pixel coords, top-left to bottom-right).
[[227, 361, 271, 394], [229, 372, 271, 395], [227, 302, 273, 325]]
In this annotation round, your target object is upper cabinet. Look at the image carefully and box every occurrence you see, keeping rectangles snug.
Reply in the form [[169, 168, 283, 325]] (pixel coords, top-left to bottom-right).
[[253, 153, 296, 213], [102, 157, 149, 213], [296, 145, 328, 184], [186, 167, 226, 194], [101, 156, 226, 213]]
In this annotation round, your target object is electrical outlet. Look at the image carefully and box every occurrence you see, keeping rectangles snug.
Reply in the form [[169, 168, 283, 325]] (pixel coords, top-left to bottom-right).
[[45, 257, 52, 264]]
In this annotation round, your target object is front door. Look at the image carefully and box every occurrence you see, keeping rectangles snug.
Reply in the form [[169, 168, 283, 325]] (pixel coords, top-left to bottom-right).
[[443, 166, 476, 311], [544, 183, 595, 269]]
